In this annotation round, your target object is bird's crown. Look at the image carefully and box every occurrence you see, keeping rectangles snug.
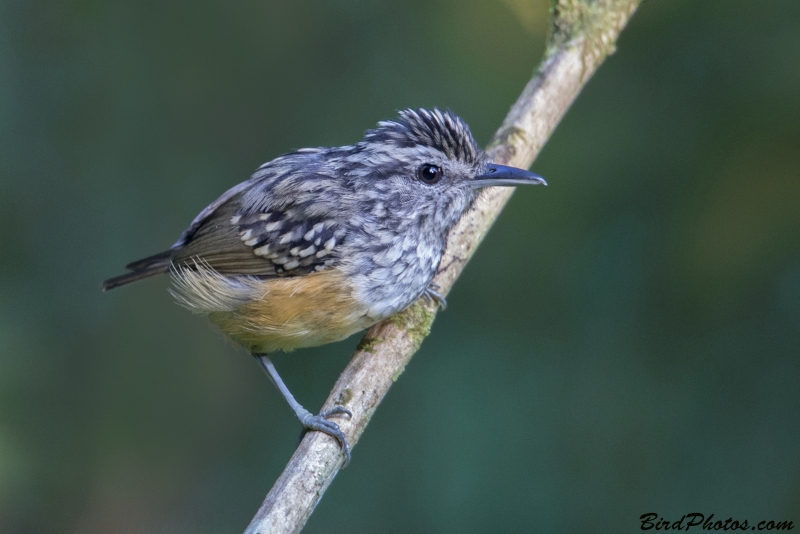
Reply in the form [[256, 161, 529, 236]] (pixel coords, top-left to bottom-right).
[[363, 108, 481, 164]]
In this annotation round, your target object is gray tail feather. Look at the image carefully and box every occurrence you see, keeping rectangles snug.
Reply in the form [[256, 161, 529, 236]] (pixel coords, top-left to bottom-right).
[[103, 251, 173, 291], [125, 250, 173, 271]]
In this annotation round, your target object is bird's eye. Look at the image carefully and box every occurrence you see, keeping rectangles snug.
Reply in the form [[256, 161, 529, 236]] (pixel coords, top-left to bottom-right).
[[417, 164, 443, 184]]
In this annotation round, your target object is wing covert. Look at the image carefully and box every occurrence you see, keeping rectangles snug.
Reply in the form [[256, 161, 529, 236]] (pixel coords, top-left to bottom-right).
[[173, 198, 346, 277]]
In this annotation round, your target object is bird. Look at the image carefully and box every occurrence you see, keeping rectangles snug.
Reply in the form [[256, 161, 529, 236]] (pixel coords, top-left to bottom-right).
[[103, 108, 546, 465]]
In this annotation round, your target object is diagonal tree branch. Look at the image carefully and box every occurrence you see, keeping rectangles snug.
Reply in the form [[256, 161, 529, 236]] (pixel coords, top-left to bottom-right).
[[244, 1, 641, 532]]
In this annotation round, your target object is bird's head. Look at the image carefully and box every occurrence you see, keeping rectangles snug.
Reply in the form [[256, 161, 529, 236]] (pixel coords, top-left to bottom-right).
[[343, 108, 546, 234]]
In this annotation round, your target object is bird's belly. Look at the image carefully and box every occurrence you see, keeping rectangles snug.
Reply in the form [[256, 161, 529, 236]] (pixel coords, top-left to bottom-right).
[[175, 267, 374, 353]]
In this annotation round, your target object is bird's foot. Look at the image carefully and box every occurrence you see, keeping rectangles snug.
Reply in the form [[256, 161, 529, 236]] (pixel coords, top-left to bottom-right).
[[298, 406, 352, 467], [423, 283, 447, 310]]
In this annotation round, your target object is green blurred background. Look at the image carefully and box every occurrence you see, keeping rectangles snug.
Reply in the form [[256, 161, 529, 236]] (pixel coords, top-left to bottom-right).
[[1, 0, 799, 532]]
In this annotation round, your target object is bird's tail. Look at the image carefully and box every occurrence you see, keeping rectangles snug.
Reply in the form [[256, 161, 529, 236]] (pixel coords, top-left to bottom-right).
[[102, 250, 173, 291]]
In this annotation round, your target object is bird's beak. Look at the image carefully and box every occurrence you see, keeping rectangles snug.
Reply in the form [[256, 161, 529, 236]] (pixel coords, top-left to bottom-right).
[[471, 163, 547, 188]]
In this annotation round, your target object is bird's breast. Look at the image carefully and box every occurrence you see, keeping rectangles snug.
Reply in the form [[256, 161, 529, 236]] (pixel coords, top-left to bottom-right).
[[346, 230, 444, 322]]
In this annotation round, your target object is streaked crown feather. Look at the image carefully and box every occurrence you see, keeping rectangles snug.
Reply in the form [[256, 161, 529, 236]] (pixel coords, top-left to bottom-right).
[[363, 108, 481, 163]]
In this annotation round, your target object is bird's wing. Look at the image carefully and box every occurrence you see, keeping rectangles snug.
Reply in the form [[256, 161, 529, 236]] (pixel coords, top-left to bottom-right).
[[104, 150, 347, 288], [169, 149, 351, 277], [171, 179, 256, 249], [172, 188, 347, 277]]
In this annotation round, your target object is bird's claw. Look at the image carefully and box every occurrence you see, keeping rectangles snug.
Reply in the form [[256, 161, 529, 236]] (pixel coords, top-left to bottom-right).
[[298, 407, 352, 467], [320, 405, 352, 419], [423, 284, 447, 310]]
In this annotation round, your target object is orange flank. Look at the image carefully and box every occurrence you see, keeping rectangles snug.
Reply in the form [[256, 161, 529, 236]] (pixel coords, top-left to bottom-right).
[[205, 269, 372, 353]]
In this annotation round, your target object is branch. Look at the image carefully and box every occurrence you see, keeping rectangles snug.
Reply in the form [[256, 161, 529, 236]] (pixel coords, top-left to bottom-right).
[[244, 1, 641, 532]]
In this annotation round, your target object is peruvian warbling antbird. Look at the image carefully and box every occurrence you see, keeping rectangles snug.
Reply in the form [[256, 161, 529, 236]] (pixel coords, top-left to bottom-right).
[[103, 108, 546, 465]]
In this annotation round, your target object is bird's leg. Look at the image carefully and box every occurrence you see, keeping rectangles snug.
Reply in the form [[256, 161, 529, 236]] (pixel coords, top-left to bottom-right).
[[253, 353, 352, 467], [422, 283, 447, 310]]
